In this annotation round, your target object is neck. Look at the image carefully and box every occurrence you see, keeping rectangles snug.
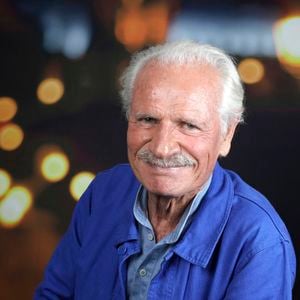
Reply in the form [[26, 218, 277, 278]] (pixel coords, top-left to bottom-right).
[[147, 192, 196, 242]]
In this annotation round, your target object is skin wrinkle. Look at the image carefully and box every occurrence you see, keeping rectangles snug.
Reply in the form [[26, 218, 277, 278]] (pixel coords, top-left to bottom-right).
[[127, 62, 237, 241], [132, 60, 222, 120]]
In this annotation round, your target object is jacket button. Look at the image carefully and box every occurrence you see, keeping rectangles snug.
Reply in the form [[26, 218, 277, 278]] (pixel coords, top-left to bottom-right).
[[139, 268, 147, 277], [147, 233, 154, 241]]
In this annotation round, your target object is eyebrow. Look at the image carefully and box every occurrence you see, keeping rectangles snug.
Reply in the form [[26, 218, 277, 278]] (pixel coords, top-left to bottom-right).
[[135, 112, 161, 119], [175, 117, 211, 129], [134, 111, 211, 130]]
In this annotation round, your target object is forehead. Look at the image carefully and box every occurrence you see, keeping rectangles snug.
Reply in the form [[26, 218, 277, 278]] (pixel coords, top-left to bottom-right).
[[132, 61, 222, 112], [134, 60, 221, 89]]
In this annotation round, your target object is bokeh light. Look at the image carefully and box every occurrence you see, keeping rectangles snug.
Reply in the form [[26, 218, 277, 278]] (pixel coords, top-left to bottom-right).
[[69, 171, 95, 201], [122, 0, 143, 6], [41, 3, 92, 59], [0, 123, 24, 151], [274, 16, 300, 65], [115, 7, 147, 51], [115, 3, 168, 51], [0, 97, 18, 122], [0, 169, 12, 197], [143, 3, 169, 44], [40, 151, 70, 182], [0, 186, 33, 228], [37, 78, 64, 105], [238, 58, 265, 84]]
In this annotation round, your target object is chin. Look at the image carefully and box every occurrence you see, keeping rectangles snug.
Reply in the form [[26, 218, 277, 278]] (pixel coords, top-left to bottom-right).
[[142, 179, 187, 198], [131, 161, 201, 196]]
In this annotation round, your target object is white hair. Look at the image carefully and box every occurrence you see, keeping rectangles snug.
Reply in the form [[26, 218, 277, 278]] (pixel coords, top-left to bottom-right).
[[119, 40, 244, 133]]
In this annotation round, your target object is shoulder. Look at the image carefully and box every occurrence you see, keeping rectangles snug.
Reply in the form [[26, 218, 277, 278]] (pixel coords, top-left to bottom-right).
[[91, 163, 139, 195], [214, 167, 296, 276], [94, 163, 136, 183], [77, 163, 140, 217], [71, 164, 140, 242], [220, 167, 293, 250]]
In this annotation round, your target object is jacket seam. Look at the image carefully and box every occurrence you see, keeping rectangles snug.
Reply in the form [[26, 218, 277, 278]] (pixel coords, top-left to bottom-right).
[[233, 192, 288, 241]]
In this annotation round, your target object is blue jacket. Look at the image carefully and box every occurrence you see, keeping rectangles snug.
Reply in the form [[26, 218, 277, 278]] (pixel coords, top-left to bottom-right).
[[35, 163, 296, 299]]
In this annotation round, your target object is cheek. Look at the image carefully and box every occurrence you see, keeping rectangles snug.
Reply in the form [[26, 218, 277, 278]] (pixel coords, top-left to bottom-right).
[[182, 135, 206, 154], [127, 125, 148, 152], [182, 135, 221, 162]]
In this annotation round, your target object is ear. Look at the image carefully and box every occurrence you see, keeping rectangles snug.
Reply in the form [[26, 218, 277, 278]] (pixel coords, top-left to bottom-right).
[[219, 122, 238, 157]]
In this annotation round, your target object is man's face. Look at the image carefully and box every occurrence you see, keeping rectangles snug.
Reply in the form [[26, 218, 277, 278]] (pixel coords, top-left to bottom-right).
[[127, 62, 236, 198]]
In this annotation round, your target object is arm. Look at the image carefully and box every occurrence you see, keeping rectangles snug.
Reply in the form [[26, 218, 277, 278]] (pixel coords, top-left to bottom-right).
[[224, 240, 296, 300]]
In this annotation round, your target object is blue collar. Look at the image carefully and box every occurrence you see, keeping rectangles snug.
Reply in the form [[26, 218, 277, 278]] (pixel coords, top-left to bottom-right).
[[172, 163, 234, 267]]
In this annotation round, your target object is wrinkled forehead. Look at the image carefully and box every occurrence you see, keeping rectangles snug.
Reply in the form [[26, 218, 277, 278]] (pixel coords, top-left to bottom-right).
[[136, 59, 221, 87], [130, 61, 223, 125], [133, 60, 223, 106]]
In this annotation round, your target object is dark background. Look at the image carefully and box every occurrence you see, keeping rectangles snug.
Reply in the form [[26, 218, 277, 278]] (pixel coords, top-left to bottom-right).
[[0, 0, 299, 299]]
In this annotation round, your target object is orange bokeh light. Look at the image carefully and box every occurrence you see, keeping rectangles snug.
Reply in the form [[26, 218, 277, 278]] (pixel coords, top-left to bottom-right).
[[238, 58, 265, 84], [115, 7, 147, 51], [0, 123, 24, 151], [121, 0, 143, 7], [143, 4, 169, 44], [0, 97, 18, 122], [115, 3, 169, 51], [37, 78, 64, 105]]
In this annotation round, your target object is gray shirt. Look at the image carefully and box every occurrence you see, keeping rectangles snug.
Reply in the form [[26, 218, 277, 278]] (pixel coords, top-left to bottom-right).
[[127, 178, 211, 299]]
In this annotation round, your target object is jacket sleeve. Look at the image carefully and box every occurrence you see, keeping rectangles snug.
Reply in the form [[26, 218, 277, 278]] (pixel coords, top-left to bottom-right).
[[34, 180, 93, 299], [224, 239, 296, 300]]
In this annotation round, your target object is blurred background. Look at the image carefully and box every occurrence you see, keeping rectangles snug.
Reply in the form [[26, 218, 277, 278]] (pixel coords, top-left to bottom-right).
[[0, 0, 299, 298]]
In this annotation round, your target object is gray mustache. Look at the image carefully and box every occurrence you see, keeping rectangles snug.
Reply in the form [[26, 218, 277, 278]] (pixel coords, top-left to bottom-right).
[[137, 149, 196, 168]]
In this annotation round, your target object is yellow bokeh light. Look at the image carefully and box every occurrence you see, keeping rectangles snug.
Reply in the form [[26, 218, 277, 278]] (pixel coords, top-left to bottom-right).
[[37, 78, 64, 105], [40, 151, 70, 182], [0, 169, 11, 197], [0, 186, 33, 228], [0, 97, 18, 122], [274, 16, 300, 65], [238, 58, 265, 84], [0, 123, 24, 151], [69, 171, 95, 201], [274, 15, 300, 78]]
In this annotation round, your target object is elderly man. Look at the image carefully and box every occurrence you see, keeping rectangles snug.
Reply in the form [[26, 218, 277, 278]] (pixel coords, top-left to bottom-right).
[[35, 41, 296, 299]]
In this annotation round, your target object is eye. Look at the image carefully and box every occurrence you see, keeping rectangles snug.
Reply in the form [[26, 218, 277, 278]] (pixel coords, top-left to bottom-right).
[[139, 116, 156, 123], [136, 115, 158, 127], [182, 122, 199, 131]]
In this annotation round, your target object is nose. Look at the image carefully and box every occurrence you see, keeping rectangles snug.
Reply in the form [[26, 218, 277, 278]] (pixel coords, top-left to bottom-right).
[[148, 122, 180, 158]]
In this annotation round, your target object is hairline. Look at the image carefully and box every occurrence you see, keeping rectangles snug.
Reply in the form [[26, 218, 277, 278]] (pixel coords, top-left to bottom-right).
[[120, 42, 244, 134]]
